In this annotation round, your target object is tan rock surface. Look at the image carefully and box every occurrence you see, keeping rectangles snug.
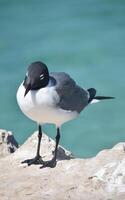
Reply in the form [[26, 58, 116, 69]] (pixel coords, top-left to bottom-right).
[[0, 130, 125, 200], [0, 129, 19, 158]]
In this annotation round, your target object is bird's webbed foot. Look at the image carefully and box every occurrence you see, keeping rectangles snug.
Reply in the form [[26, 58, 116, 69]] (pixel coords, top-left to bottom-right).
[[21, 155, 44, 166], [40, 157, 57, 169]]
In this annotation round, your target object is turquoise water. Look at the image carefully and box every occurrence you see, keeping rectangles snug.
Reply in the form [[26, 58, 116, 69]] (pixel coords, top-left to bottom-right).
[[0, 0, 125, 157]]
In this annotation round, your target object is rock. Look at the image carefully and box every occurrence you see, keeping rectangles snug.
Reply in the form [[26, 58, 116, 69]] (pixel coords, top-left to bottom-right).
[[0, 129, 19, 158], [0, 130, 125, 200]]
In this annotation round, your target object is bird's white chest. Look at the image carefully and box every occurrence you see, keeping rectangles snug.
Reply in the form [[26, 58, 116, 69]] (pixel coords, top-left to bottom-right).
[[16, 83, 78, 126]]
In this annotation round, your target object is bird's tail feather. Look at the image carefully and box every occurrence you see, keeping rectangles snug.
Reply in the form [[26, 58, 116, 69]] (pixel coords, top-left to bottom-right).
[[87, 88, 114, 104], [91, 96, 115, 104]]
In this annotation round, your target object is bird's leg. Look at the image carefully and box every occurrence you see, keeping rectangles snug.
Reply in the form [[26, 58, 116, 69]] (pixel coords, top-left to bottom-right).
[[22, 125, 44, 166], [40, 127, 60, 168], [36, 125, 42, 158]]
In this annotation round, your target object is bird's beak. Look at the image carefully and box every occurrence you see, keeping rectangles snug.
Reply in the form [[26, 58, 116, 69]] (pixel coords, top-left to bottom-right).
[[24, 84, 31, 97]]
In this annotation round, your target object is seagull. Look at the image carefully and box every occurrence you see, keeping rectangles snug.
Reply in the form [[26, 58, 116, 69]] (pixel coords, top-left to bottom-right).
[[16, 61, 114, 168]]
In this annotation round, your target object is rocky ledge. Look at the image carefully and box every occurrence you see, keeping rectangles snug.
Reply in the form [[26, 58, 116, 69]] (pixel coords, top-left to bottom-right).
[[0, 129, 125, 200]]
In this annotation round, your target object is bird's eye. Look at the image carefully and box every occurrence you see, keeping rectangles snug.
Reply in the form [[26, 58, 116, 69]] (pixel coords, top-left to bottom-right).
[[40, 74, 44, 80]]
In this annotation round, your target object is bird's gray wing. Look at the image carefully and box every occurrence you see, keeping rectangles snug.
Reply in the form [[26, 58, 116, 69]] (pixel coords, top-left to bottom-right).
[[50, 72, 89, 113]]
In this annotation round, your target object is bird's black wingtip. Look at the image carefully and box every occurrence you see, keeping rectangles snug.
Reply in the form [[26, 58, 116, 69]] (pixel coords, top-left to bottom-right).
[[95, 96, 115, 100]]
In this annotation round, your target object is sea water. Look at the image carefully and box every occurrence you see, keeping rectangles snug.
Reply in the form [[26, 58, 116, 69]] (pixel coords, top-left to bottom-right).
[[0, 0, 125, 157]]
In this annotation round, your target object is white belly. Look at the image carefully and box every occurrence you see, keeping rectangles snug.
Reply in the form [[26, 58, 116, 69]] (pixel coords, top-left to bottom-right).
[[16, 83, 78, 127]]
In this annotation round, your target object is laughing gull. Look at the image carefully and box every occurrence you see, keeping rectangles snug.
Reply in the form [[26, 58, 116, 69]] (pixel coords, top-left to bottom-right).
[[16, 61, 114, 168]]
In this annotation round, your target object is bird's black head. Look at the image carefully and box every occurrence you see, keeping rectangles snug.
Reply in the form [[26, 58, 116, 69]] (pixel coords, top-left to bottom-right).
[[23, 61, 49, 97]]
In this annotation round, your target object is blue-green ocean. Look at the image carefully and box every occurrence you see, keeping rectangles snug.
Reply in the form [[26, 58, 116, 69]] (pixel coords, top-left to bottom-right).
[[0, 0, 125, 158]]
